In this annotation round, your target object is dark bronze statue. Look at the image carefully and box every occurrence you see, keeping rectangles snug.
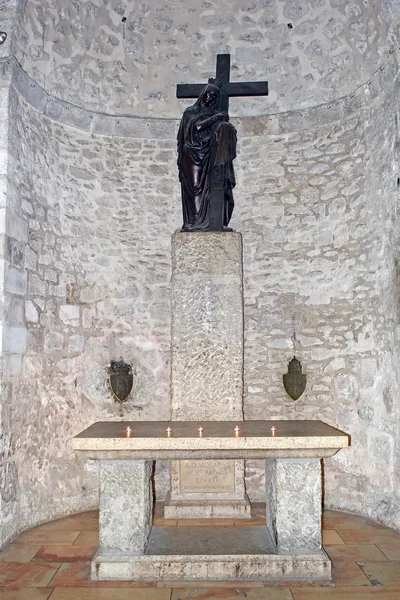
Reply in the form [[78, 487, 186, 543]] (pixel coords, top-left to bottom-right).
[[176, 54, 269, 232], [177, 83, 237, 231]]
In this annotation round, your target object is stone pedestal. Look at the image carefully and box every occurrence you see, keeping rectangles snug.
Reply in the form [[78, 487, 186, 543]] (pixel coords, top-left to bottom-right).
[[165, 458, 249, 518], [265, 459, 321, 553], [167, 231, 250, 518]]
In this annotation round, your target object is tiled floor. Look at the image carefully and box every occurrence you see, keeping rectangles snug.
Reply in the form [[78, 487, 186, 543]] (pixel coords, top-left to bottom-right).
[[1, 504, 400, 599]]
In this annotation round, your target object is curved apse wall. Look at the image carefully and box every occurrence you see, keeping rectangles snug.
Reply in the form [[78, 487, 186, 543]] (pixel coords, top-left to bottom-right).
[[2, 48, 399, 546], [0, 0, 399, 546], [9, 0, 398, 117]]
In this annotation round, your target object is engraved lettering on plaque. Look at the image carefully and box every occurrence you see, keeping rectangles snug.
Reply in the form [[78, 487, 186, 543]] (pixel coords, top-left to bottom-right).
[[179, 460, 235, 493]]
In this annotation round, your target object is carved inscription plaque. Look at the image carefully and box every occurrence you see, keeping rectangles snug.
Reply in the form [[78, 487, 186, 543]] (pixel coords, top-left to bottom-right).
[[179, 460, 235, 493]]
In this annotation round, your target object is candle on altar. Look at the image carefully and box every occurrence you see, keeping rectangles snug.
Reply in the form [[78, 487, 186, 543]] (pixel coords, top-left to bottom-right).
[[271, 426, 276, 436], [126, 426, 132, 438], [166, 427, 172, 437], [234, 426, 240, 436], [198, 426, 204, 437]]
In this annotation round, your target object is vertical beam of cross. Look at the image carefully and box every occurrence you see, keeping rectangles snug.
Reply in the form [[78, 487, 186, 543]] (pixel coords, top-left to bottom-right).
[[216, 54, 230, 113]]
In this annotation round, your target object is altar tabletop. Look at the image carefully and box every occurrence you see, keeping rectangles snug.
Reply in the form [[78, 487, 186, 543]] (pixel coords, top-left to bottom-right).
[[72, 420, 349, 459]]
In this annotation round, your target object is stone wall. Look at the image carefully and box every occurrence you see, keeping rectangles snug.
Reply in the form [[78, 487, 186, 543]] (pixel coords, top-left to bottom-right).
[[0, 58, 15, 548], [1, 46, 398, 544], [0, 0, 400, 547], [324, 68, 400, 530], [2, 75, 179, 541], [10, 0, 396, 117], [239, 56, 400, 529], [0, 0, 18, 552]]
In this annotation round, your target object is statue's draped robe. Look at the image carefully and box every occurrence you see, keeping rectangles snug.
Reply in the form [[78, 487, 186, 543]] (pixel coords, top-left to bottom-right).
[[177, 105, 237, 230]]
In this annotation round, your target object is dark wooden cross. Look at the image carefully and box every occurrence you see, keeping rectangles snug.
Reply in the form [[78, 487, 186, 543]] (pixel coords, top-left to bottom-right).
[[177, 54, 268, 115], [176, 54, 269, 230]]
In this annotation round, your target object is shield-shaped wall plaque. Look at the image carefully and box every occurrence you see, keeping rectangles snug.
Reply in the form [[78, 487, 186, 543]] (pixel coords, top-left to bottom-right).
[[283, 357, 307, 401], [108, 360, 133, 403]]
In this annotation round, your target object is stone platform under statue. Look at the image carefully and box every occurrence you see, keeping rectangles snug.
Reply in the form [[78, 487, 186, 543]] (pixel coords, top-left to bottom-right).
[[72, 419, 349, 582], [168, 231, 250, 518]]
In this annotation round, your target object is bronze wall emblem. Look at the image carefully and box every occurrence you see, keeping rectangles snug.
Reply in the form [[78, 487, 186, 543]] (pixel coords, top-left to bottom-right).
[[283, 357, 307, 401], [108, 360, 134, 404]]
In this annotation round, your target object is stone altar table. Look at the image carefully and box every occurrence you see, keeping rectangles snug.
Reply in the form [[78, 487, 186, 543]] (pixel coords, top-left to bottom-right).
[[72, 420, 349, 582]]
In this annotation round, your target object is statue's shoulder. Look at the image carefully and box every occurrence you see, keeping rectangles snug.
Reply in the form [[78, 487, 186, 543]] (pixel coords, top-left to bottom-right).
[[182, 105, 198, 118]]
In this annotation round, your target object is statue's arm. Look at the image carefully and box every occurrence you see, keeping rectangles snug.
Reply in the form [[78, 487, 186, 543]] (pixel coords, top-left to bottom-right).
[[195, 113, 229, 132]]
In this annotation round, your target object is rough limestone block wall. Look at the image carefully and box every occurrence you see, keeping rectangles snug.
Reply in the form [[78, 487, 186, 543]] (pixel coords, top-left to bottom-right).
[[11, 0, 395, 117], [324, 71, 400, 530], [0, 0, 19, 549], [1, 0, 400, 546], [0, 59, 29, 546], [0, 0, 15, 62], [4, 82, 180, 542], [3, 46, 399, 542], [237, 58, 400, 528], [0, 60, 11, 547]]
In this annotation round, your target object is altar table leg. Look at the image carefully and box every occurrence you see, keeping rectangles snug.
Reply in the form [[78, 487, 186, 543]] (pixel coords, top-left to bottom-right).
[[265, 458, 321, 553], [99, 460, 153, 554]]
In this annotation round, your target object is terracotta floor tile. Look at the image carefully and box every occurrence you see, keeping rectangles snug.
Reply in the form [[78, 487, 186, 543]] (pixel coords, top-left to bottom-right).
[[0, 545, 43, 563], [322, 530, 345, 545], [72, 532, 99, 546], [0, 562, 60, 587], [33, 545, 97, 563], [251, 502, 266, 514], [34, 511, 99, 532], [1, 506, 399, 597], [233, 517, 265, 526], [152, 503, 165, 520], [152, 518, 178, 526], [263, 580, 335, 588], [337, 530, 400, 545], [176, 519, 235, 527], [291, 586, 400, 599], [15, 530, 80, 545], [48, 563, 156, 588], [49, 588, 170, 599], [330, 562, 372, 586], [0, 589, 53, 599], [376, 544, 400, 561], [157, 581, 264, 588], [170, 588, 292, 599], [327, 544, 389, 563], [323, 509, 365, 520], [358, 561, 400, 586], [322, 512, 388, 531]]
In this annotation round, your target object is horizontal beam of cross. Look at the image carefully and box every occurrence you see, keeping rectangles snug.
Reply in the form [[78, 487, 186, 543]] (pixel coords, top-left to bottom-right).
[[176, 54, 268, 114], [176, 81, 269, 99]]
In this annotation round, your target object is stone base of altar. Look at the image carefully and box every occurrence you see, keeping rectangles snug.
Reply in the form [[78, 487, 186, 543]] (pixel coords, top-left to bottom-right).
[[91, 525, 331, 581], [163, 494, 251, 519], [73, 419, 349, 583], [164, 458, 251, 519]]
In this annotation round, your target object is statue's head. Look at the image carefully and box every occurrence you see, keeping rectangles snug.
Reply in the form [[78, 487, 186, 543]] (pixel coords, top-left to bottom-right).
[[199, 83, 220, 109]]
